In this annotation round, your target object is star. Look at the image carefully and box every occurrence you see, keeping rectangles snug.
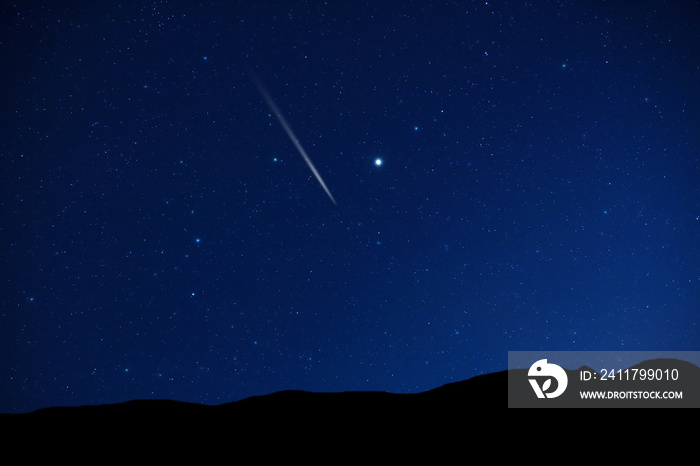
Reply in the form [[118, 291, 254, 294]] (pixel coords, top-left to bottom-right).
[[374, 158, 383, 166]]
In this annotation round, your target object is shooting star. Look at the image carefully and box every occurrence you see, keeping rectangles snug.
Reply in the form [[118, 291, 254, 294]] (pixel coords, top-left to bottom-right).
[[251, 74, 337, 205]]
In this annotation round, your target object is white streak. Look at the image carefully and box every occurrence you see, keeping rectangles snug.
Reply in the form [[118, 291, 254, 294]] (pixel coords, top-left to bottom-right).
[[252, 75, 336, 205]]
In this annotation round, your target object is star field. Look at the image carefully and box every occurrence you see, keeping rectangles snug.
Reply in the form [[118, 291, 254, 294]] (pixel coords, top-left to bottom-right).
[[1, 1, 699, 413]]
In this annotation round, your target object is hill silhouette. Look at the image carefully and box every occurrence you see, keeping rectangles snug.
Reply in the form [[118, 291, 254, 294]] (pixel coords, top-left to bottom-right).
[[6, 370, 506, 425], [4, 358, 698, 425]]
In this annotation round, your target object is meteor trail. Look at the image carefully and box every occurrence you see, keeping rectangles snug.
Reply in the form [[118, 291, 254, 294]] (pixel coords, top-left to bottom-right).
[[251, 75, 337, 205]]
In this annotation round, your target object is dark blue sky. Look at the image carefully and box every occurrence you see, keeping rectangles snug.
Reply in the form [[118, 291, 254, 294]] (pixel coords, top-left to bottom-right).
[[2, 1, 698, 413]]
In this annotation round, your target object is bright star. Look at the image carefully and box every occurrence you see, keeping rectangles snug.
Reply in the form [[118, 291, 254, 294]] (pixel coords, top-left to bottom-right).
[[374, 158, 383, 166]]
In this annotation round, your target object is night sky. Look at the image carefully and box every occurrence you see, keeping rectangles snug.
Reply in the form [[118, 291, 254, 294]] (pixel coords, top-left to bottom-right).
[[2, 1, 699, 414]]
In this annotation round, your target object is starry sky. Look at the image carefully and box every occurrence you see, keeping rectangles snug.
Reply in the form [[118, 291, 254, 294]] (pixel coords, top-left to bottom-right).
[[1, 1, 699, 413]]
